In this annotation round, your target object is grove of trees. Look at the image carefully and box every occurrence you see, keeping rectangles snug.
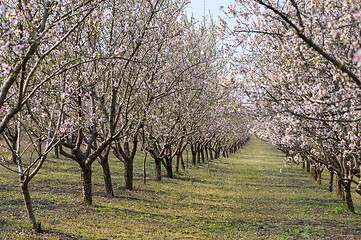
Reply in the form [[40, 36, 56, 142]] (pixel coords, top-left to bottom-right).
[[222, 0, 361, 212], [0, 0, 249, 233]]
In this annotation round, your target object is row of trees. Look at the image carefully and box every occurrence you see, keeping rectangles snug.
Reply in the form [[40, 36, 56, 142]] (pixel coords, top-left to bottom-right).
[[0, 0, 250, 233], [222, 0, 361, 212]]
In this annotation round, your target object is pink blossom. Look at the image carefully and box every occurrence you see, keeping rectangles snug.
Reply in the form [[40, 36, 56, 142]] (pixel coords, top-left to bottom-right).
[[1, 43, 8, 51], [13, 45, 24, 55], [0, 4, 5, 14], [353, 49, 361, 63], [2, 22, 9, 29], [14, 29, 22, 38], [2, 62, 10, 73], [56, 21, 63, 28]]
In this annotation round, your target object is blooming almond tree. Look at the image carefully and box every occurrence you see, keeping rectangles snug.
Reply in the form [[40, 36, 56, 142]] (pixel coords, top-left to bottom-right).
[[0, 0, 97, 134]]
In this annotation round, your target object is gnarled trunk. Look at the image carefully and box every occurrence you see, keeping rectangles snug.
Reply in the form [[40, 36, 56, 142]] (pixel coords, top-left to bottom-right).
[[155, 158, 162, 181], [81, 165, 92, 205], [100, 157, 114, 196], [342, 180, 355, 213], [124, 158, 134, 190], [161, 156, 173, 178]]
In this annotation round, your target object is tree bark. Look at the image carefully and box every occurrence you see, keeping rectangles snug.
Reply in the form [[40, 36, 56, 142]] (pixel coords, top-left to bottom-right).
[[164, 157, 173, 178], [54, 144, 59, 158], [342, 180, 355, 213], [175, 154, 180, 173], [143, 152, 147, 185], [81, 165, 92, 205], [335, 174, 343, 197], [124, 158, 134, 190], [20, 181, 41, 233], [328, 172, 334, 192], [306, 161, 310, 173], [200, 149, 205, 163], [197, 149, 201, 164], [191, 145, 197, 166], [155, 158, 162, 181], [100, 157, 114, 196], [311, 166, 317, 181], [209, 148, 214, 160], [180, 154, 185, 170], [204, 146, 209, 162]]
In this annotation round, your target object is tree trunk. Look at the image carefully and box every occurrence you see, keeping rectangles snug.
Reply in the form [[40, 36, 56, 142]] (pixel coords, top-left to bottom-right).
[[335, 174, 343, 197], [215, 149, 220, 159], [204, 147, 209, 162], [20, 181, 41, 233], [328, 172, 334, 192], [161, 156, 173, 178], [11, 131, 18, 164], [124, 158, 134, 190], [81, 165, 92, 205], [100, 157, 114, 196], [191, 145, 197, 166], [209, 148, 214, 160], [143, 153, 147, 185], [197, 149, 201, 164], [165, 160, 173, 178], [180, 154, 185, 170], [306, 161, 310, 173], [200, 149, 205, 163], [155, 158, 162, 181], [316, 169, 322, 185], [342, 180, 355, 213], [54, 144, 59, 158], [175, 154, 180, 173], [311, 167, 317, 181]]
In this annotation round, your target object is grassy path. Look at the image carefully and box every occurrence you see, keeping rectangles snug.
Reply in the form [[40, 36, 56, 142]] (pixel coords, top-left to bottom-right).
[[1, 137, 361, 239]]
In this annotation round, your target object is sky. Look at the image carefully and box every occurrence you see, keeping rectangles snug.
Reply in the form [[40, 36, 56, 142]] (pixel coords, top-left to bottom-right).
[[185, 0, 236, 23]]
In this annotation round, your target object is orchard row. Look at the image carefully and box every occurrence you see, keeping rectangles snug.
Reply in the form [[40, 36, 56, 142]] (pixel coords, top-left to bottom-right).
[[0, 0, 250, 233], [222, 0, 361, 212]]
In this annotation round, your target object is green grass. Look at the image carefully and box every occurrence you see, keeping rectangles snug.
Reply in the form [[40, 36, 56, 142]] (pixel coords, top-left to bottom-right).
[[0, 137, 360, 239]]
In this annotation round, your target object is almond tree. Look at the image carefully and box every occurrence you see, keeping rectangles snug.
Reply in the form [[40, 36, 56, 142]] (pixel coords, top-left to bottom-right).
[[0, 0, 97, 134], [0, 0, 98, 232]]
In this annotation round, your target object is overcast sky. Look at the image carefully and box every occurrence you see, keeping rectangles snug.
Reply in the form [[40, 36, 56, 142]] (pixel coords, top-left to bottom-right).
[[185, 0, 236, 23]]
